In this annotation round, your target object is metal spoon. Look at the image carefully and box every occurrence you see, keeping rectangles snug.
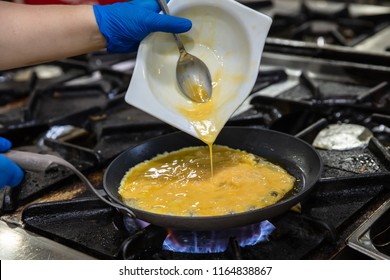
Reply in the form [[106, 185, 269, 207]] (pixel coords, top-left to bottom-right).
[[157, 0, 212, 103]]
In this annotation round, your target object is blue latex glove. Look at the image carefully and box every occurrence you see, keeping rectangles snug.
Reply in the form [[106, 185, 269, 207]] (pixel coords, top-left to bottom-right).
[[93, 0, 192, 53], [0, 137, 24, 190]]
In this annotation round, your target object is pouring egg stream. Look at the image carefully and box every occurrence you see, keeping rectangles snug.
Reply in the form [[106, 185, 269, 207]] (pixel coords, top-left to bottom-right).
[[177, 51, 250, 175], [177, 67, 223, 176]]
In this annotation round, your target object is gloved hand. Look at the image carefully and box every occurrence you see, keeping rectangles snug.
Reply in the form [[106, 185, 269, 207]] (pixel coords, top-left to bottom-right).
[[93, 0, 192, 53], [0, 137, 24, 190]]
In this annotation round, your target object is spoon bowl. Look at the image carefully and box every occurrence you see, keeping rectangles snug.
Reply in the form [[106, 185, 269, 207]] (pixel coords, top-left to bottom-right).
[[176, 51, 212, 103], [157, 0, 212, 103]]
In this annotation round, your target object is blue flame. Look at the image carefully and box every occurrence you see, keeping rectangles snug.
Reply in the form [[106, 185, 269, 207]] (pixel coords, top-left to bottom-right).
[[162, 221, 275, 253]]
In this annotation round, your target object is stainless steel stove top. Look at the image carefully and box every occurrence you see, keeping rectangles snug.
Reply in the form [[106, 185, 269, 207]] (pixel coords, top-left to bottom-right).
[[0, 221, 95, 260]]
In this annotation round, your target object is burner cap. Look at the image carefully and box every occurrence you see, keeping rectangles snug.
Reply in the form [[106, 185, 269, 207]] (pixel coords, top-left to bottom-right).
[[313, 123, 373, 150]]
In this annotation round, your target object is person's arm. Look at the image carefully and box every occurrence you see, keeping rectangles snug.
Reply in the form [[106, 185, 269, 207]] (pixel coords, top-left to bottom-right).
[[0, 2, 106, 70], [0, 0, 192, 70]]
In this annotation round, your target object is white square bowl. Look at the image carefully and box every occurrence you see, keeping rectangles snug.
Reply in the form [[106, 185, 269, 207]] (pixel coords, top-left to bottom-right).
[[125, 0, 272, 142]]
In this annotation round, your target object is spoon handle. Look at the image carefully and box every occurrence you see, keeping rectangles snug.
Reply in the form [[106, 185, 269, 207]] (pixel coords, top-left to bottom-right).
[[156, 0, 186, 52]]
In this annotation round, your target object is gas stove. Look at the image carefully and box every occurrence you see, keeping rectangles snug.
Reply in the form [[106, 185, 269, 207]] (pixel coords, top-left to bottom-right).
[[1, 0, 389, 260], [262, 0, 390, 55]]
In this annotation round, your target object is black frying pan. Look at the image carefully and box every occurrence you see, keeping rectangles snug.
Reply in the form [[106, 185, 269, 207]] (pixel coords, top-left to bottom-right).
[[103, 127, 323, 231]]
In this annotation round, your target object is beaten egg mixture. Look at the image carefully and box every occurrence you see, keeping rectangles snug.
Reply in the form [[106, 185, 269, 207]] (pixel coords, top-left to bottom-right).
[[119, 145, 296, 216]]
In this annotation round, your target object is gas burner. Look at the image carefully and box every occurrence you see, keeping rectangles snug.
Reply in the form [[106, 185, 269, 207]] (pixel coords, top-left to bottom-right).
[[0, 62, 87, 106], [162, 221, 275, 254]]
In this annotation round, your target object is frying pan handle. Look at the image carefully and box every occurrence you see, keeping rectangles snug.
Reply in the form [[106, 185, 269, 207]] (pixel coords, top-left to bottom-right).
[[5, 150, 60, 172], [4, 150, 136, 218]]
